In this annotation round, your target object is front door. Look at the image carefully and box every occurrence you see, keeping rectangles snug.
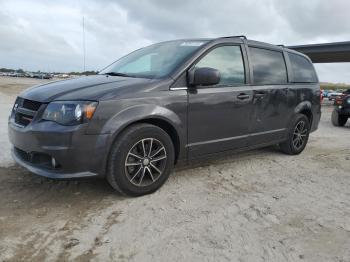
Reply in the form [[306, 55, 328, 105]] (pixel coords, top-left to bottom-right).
[[187, 45, 254, 159]]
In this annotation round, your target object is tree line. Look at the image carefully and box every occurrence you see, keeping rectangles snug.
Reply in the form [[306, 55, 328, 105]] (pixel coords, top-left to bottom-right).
[[0, 68, 98, 75]]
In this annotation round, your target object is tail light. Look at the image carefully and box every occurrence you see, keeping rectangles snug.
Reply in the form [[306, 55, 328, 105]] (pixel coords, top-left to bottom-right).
[[335, 95, 344, 105]]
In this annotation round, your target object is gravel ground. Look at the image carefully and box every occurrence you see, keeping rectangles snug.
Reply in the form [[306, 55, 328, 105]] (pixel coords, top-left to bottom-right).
[[0, 77, 349, 262]]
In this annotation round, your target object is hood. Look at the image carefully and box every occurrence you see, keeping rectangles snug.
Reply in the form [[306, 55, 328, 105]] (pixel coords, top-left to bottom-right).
[[19, 75, 155, 102]]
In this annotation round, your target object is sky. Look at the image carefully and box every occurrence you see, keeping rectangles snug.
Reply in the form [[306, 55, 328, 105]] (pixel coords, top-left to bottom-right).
[[1, 0, 350, 83]]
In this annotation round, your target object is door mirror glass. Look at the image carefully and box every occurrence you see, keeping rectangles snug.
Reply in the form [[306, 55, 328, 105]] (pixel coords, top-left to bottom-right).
[[188, 67, 221, 87]]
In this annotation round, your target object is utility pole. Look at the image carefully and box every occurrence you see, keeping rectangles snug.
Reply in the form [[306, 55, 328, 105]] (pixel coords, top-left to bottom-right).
[[83, 16, 86, 72]]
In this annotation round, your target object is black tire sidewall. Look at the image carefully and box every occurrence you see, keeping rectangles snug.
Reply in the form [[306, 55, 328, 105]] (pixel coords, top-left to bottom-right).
[[331, 109, 347, 126], [331, 109, 340, 126], [107, 124, 175, 196]]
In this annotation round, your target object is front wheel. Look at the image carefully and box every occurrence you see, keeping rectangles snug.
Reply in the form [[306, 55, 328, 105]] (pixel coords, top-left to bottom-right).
[[107, 124, 175, 197], [279, 114, 310, 155], [331, 109, 348, 126]]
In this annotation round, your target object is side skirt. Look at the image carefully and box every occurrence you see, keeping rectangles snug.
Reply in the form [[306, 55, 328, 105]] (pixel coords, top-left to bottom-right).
[[177, 138, 286, 167]]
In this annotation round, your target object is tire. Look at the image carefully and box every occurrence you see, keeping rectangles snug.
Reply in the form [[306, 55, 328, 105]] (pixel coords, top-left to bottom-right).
[[279, 114, 310, 155], [331, 109, 348, 127], [107, 123, 175, 197]]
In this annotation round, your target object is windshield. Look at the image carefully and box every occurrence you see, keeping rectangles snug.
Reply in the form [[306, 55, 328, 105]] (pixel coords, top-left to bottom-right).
[[99, 40, 208, 79]]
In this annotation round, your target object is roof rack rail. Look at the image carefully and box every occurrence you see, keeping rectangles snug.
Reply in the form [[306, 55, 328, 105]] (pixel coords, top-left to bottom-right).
[[219, 35, 247, 40]]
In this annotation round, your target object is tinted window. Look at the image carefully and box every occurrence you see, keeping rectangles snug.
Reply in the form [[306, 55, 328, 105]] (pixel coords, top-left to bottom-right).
[[99, 40, 207, 79], [249, 47, 287, 85], [195, 46, 245, 86], [289, 53, 317, 83]]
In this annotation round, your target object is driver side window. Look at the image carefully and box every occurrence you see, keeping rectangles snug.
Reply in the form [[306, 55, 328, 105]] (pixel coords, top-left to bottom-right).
[[195, 45, 245, 86]]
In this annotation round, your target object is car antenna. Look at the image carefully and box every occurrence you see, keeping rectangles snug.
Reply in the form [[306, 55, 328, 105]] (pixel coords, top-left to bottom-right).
[[82, 16, 86, 72]]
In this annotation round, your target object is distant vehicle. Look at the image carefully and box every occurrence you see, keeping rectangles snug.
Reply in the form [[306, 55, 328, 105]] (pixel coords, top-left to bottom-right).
[[332, 93, 350, 126], [8, 36, 321, 196], [32, 73, 42, 79], [328, 90, 344, 100], [322, 89, 331, 98], [58, 74, 70, 78], [319, 90, 324, 102], [42, 74, 53, 79], [31, 73, 52, 79], [344, 89, 350, 95]]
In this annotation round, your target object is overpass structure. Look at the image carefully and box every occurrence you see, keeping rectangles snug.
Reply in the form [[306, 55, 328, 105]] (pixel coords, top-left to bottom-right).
[[287, 41, 350, 63]]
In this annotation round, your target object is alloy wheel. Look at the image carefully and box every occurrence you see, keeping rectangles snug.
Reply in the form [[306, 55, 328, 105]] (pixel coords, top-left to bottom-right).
[[125, 138, 167, 187], [292, 120, 308, 150]]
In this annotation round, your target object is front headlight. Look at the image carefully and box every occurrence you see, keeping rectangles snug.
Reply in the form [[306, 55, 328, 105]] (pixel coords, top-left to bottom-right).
[[42, 101, 98, 125], [347, 97, 350, 104]]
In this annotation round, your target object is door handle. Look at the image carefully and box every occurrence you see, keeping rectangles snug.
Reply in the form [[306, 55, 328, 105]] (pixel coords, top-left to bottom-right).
[[236, 94, 250, 100]]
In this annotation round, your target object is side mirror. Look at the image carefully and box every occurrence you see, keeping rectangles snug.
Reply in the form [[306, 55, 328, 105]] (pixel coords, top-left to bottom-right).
[[188, 67, 220, 87]]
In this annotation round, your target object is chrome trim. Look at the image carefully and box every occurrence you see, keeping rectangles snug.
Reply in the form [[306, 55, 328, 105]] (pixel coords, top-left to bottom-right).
[[10, 121, 26, 129], [169, 87, 188, 91], [187, 128, 286, 147], [16, 107, 36, 116]]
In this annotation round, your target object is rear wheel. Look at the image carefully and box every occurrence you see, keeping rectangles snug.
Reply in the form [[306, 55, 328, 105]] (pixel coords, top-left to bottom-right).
[[331, 109, 348, 126], [107, 124, 175, 197], [279, 114, 310, 155]]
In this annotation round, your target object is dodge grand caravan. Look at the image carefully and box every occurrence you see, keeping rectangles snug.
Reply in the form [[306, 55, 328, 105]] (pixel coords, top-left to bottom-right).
[[8, 36, 321, 196]]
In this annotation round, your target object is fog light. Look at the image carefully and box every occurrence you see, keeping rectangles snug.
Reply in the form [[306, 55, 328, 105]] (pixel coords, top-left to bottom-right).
[[51, 157, 57, 168], [338, 106, 342, 109]]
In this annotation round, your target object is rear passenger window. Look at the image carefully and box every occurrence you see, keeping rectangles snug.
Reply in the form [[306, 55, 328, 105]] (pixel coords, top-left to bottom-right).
[[249, 47, 287, 85], [288, 53, 317, 83], [195, 45, 245, 86]]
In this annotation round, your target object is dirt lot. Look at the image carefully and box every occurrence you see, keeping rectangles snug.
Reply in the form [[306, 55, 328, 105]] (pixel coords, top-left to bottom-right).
[[0, 76, 350, 262]]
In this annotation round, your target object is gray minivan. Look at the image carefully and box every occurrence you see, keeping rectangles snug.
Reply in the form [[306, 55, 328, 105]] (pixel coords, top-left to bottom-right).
[[8, 36, 321, 196]]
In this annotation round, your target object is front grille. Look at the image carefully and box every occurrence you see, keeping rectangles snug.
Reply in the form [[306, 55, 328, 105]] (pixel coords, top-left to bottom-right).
[[13, 97, 42, 127], [15, 112, 33, 126], [23, 99, 42, 111]]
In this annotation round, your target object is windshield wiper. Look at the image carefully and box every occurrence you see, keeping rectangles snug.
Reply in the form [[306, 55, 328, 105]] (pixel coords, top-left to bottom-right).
[[102, 72, 133, 77]]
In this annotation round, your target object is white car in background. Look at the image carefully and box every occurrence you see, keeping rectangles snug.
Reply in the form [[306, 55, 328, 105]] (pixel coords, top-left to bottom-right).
[[328, 90, 344, 100]]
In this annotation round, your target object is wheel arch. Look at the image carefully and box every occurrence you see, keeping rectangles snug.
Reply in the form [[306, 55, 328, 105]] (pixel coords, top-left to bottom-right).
[[103, 105, 185, 175], [121, 118, 181, 164], [294, 101, 313, 126]]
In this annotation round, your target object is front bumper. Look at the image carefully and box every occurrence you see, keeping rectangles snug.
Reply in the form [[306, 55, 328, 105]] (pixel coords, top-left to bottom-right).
[[336, 107, 350, 115], [8, 119, 109, 179], [11, 148, 98, 179]]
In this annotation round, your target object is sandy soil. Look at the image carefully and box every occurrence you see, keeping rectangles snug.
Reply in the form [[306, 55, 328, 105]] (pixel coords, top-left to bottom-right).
[[0, 77, 349, 262]]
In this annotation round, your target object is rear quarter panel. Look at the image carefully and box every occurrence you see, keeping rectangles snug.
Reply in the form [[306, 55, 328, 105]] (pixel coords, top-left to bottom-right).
[[288, 83, 321, 132]]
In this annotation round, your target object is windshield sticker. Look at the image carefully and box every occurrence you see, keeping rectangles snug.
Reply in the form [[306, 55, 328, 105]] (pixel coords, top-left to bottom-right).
[[180, 41, 205, 47]]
